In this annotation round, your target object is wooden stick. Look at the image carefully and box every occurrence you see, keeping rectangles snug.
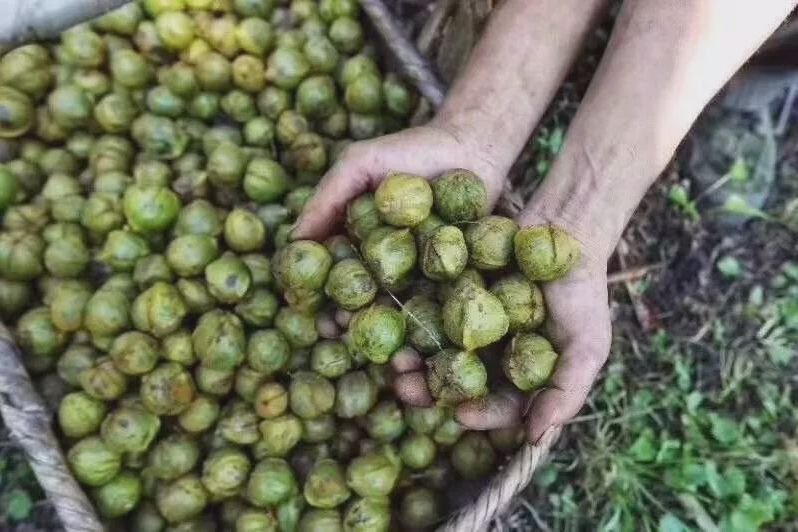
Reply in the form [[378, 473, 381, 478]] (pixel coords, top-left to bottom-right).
[[359, 0, 447, 108], [0, 0, 131, 45]]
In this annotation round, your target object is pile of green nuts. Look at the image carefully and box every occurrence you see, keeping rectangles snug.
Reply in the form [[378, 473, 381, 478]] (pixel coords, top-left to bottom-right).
[[0, 0, 572, 530]]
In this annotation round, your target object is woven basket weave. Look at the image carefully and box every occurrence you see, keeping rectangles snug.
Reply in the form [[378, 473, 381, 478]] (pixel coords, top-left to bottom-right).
[[0, 2, 560, 530]]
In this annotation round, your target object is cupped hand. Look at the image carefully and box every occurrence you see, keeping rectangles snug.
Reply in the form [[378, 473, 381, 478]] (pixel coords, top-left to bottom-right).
[[292, 122, 507, 241], [392, 222, 612, 444]]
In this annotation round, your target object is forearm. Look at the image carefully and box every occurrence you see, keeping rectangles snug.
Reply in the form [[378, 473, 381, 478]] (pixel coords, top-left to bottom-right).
[[433, 0, 608, 175], [525, 0, 796, 263]]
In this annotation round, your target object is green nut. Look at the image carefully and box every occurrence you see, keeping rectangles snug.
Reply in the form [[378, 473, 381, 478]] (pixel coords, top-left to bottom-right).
[[156, 474, 209, 524], [156, 11, 195, 51], [502, 332, 559, 392], [328, 17, 363, 54], [383, 74, 414, 117], [0, 279, 31, 320], [346, 445, 401, 498], [244, 158, 289, 204], [266, 47, 310, 89], [0, 86, 33, 138], [451, 432, 496, 479], [421, 225, 468, 281], [361, 227, 416, 291], [302, 414, 336, 444], [163, 330, 196, 366], [193, 310, 246, 370], [80, 356, 128, 401], [166, 234, 220, 277], [344, 73, 382, 114], [432, 169, 488, 223], [325, 235, 357, 262], [175, 199, 223, 237], [0, 44, 53, 99], [123, 184, 181, 233], [178, 395, 220, 433], [16, 306, 68, 358], [219, 401, 260, 445], [276, 110, 310, 146], [464, 215, 519, 271], [243, 117, 276, 148], [132, 114, 189, 160], [221, 89, 257, 122], [399, 487, 439, 529], [205, 252, 252, 303], [147, 85, 186, 118], [81, 193, 124, 235], [110, 49, 152, 89], [67, 436, 121, 487], [224, 208, 266, 252], [247, 329, 290, 375], [433, 416, 465, 446], [254, 382, 288, 419], [324, 258, 376, 311], [140, 362, 196, 415], [257, 414, 303, 458], [338, 55, 378, 87], [297, 75, 337, 119], [335, 371, 377, 419], [348, 305, 406, 364], [427, 349, 488, 406], [49, 280, 90, 333], [247, 458, 298, 507], [236, 18, 275, 56], [402, 295, 447, 355], [132, 254, 174, 287], [100, 406, 161, 453], [0, 231, 44, 281], [196, 51, 232, 91], [257, 87, 291, 120], [61, 28, 105, 68], [311, 340, 352, 379], [365, 400, 405, 442], [374, 172, 433, 228], [490, 273, 545, 332], [201, 448, 252, 498], [177, 279, 216, 314], [343, 497, 390, 532], [304, 459, 351, 509], [273, 240, 333, 293], [399, 433, 436, 470], [442, 283, 508, 350], [208, 142, 248, 187], [304, 36, 340, 74], [58, 391, 107, 439], [93, 470, 142, 518], [0, 166, 18, 213], [131, 281, 188, 337], [288, 132, 327, 174], [235, 287, 279, 327], [299, 509, 342, 532], [148, 434, 201, 481], [109, 331, 160, 375], [513, 224, 581, 281], [48, 85, 92, 130], [237, 509, 279, 532], [289, 371, 335, 419], [194, 365, 236, 397], [405, 405, 444, 435]]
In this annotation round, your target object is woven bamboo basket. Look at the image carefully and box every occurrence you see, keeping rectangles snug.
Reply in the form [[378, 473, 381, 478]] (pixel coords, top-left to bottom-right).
[[0, 1, 561, 530]]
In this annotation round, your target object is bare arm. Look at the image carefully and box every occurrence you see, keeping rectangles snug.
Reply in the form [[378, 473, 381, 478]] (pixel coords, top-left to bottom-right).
[[294, 0, 608, 239], [456, 0, 798, 441]]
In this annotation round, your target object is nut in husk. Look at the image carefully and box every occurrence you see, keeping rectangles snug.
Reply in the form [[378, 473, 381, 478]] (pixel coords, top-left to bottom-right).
[[100, 406, 161, 454], [464, 215, 519, 271], [442, 283, 509, 350], [490, 273, 546, 332], [361, 226, 417, 291], [503, 332, 559, 392], [348, 304, 405, 364], [451, 432, 496, 480], [514, 224, 581, 281], [324, 258, 376, 311], [426, 349, 488, 406], [373, 172, 432, 227], [432, 169, 488, 223], [345, 445, 401, 498], [421, 225, 468, 281]]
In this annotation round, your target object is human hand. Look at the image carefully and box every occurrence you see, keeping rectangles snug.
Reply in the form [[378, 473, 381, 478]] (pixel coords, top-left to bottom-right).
[[292, 122, 508, 241], [391, 213, 612, 444]]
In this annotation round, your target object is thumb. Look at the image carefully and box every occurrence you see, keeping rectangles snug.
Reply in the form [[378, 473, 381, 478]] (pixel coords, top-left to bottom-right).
[[526, 338, 609, 443], [293, 148, 373, 241]]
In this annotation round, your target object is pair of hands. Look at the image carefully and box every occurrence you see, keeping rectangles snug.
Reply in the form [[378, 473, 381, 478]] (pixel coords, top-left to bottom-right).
[[294, 123, 612, 443]]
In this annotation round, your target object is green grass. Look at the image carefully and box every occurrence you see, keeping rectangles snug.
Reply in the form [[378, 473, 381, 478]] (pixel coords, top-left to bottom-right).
[[521, 255, 798, 531]]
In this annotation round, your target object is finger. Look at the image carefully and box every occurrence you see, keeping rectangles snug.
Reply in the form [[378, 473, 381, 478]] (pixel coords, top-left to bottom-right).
[[394, 371, 433, 406], [455, 388, 525, 430], [390, 346, 424, 374], [526, 339, 609, 443], [293, 155, 371, 241]]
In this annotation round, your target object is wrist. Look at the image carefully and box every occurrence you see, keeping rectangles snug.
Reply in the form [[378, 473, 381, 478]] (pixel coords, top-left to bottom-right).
[[518, 137, 653, 271]]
